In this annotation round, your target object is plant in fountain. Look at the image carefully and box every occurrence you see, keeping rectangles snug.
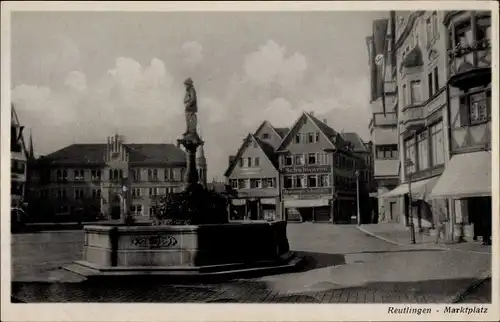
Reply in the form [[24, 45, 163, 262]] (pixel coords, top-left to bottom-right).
[[151, 77, 231, 225]]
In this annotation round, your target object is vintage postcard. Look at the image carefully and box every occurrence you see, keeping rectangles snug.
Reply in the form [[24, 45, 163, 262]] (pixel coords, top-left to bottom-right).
[[1, 1, 498, 321]]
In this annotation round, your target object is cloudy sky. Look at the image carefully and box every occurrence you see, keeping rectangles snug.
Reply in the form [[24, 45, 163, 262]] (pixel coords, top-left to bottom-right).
[[11, 10, 387, 181]]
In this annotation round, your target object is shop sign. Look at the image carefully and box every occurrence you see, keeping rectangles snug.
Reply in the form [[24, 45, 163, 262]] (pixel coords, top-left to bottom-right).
[[282, 166, 330, 174], [283, 187, 332, 195]]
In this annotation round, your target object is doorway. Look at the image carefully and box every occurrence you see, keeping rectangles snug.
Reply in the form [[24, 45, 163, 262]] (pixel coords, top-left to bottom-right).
[[111, 206, 121, 220], [389, 202, 396, 222]]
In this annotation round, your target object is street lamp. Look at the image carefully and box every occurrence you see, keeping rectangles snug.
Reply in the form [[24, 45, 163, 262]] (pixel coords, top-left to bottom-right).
[[405, 159, 416, 244], [355, 170, 361, 226]]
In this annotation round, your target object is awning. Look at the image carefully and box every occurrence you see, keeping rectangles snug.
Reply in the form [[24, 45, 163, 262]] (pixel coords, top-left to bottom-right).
[[284, 198, 330, 208], [381, 176, 439, 201], [231, 199, 246, 206], [431, 151, 491, 198], [260, 198, 276, 205]]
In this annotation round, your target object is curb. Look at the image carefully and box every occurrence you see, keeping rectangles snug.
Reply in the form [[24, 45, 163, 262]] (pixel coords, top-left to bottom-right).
[[450, 273, 491, 303], [356, 225, 407, 247]]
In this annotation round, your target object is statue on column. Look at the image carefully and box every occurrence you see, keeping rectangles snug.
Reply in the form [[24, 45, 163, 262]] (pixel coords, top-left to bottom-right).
[[183, 77, 198, 134]]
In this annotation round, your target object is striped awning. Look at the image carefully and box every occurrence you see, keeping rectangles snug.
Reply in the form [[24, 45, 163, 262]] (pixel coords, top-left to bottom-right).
[[381, 176, 439, 201]]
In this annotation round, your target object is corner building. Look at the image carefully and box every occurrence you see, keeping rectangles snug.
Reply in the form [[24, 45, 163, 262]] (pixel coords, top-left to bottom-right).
[[277, 112, 371, 224], [431, 11, 492, 240]]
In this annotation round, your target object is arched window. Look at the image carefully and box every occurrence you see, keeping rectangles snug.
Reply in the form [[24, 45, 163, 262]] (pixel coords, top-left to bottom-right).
[[97, 189, 101, 198], [119, 169, 123, 180], [114, 169, 119, 181], [109, 169, 113, 181], [148, 169, 152, 180], [56, 169, 62, 181], [153, 169, 158, 180]]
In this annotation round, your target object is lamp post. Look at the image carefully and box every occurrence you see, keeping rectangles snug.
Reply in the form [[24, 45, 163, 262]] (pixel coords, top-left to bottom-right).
[[405, 159, 416, 244], [355, 170, 361, 226]]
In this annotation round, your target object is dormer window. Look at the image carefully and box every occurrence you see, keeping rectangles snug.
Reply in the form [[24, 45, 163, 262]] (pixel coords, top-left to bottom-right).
[[262, 133, 269, 139]]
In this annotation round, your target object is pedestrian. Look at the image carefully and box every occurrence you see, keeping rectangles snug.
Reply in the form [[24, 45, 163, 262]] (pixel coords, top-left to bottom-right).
[[481, 215, 492, 246], [435, 206, 447, 244]]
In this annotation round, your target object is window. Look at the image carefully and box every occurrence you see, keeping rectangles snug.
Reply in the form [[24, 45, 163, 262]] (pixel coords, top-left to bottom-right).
[[251, 179, 262, 189], [295, 134, 301, 144], [433, 67, 439, 93], [148, 169, 152, 180], [318, 152, 328, 165], [130, 204, 143, 216], [165, 168, 174, 181], [57, 189, 67, 200], [476, 15, 491, 42], [11, 160, 25, 174], [319, 174, 330, 187], [454, 20, 472, 48], [149, 188, 159, 196], [74, 169, 85, 181], [284, 176, 293, 188], [149, 207, 155, 216], [266, 178, 275, 188], [307, 175, 317, 188], [153, 169, 158, 181], [410, 80, 422, 104], [254, 157, 260, 167], [91, 170, 101, 181], [294, 154, 305, 166], [307, 153, 317, 165], [238, 179, 250, 189], [416, 131, 429, 171], [315, 132, 320, 143], [262, 133, 269, 139], [376, 145, 398, 159], [91, 189, 101, 199], [284, 155, 293, 166], [132, 188, 142, 197], [428, 72, 433, 97], [469, 92, 490, 124], [295, 175, 305, 188], [404, 137, 417, 174], [430, 122, 445, 166], [231, 179, 238, 189], [239, 158, 244, 167], [402, 84, 407, 107], [74, 188, 84, 200], [307, 132, 314, 143]]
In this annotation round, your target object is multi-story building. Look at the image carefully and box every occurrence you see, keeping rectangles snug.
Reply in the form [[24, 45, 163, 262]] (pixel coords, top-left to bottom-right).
[[29, 134, 196, 221], [366, 15, 401, 223], [225, 121, 287, 221], [11, 104, 30, 211], [431, 11, 492, 241], [276, 112, 371, 224], [381, 11, 450, 230]]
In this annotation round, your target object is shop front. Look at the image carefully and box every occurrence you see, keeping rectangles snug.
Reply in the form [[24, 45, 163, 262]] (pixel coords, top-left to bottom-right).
[[230, 192, 280, 221], [381, 176, 440, 228], [430, 151, 491, 242], [282, 187, 333, 223]]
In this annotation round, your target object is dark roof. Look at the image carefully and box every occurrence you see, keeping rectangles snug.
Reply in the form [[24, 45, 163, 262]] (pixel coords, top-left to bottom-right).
[[38, 143, 186, 166], [255, 137, 279, 169], [273, 127, 289, 139], [341, 132, 369, 152], [307, 113, 347, 148]]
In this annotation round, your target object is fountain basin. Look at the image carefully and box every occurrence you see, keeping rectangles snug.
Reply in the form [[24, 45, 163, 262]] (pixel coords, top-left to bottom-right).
[[64, 220, 301, 279]]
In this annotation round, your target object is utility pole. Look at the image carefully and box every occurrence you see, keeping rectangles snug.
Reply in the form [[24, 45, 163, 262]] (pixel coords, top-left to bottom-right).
[[355, 170, 361, 226], [405, 159, 416, 244]]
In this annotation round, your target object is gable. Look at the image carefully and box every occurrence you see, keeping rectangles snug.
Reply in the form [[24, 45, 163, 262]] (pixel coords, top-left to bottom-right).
[[254, 121, 283, 150], [276, 113, 338, 152], [225, 134, 278, 179]]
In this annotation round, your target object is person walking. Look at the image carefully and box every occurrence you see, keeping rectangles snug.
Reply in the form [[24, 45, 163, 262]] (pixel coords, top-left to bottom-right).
[[435, 205, 448, 244]]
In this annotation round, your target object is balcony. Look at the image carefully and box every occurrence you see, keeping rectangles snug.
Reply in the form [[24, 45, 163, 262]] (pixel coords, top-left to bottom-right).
[[447, 39, 491, 90], [371, 112, 397, 128], [402, 105, 425, 132]]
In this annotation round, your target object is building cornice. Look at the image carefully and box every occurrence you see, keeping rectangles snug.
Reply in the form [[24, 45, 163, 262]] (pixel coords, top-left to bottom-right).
[[395, 11, 425, 50]]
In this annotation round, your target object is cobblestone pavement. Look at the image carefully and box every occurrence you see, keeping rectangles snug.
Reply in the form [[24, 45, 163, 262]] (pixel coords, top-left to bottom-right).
[[10, 223, 491, 303]]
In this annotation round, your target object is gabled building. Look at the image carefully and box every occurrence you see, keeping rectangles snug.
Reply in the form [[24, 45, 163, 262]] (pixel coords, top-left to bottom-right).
[[29, 134, 187, 222], [276, 112, 370, 224], [224, 121, 286, 221], [11, 104, 31, 210]]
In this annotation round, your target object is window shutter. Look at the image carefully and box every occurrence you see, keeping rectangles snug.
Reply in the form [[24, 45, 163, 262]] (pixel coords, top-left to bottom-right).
[[459, 95, 469, 126]]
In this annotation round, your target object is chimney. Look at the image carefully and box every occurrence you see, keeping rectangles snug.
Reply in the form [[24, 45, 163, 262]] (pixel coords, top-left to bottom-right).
[[323, 119, 328, 125]]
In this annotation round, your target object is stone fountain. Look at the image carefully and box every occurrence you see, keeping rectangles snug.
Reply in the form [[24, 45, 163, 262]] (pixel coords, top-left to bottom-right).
[[64, 78, 301, 280]]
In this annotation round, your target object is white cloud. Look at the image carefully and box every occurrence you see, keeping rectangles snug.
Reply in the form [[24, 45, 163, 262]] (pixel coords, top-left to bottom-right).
[[243, 40, 307, 89], [65, 70, 87, 92], [181, 41, 204, 67]]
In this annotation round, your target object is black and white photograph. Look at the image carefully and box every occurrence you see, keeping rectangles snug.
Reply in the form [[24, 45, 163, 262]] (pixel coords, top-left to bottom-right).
[[2, 1, 498, 321]]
